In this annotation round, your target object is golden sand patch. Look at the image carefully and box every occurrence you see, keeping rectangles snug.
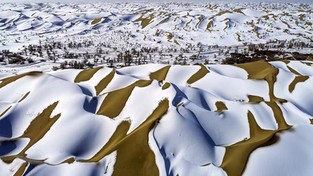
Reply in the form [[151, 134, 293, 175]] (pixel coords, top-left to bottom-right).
[[287, 65, 302, 75], [95, 69, 115, 95], [206, 20, 213, 31], [289, 76, 309, 93], [187, 65, 209, 84], [84, 99, 169, 176], [149, 66, 171, 81], [14, 162, 28, 176], [221, 60, 294, 175], [215, 101, 228, 112], [133, 15, 155, 29], [196, 15, 204, 29], [236, 60, 285, 102], [247, 95, 264, 103], [74, 67, 103, 83], [112, 99, 168, 176], [0, 71, 42, 89], [265, 102, 291, 130], [221, 110, 291, 176], [83, 121, 130, 162], [1, 102, 60, 163], [162, 82, 171, 90], [91, 18, 102, 25], [97, 80, 152, 118], [221, 111, 275, 176]]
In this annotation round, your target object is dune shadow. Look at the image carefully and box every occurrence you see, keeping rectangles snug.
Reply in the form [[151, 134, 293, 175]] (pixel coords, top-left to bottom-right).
[[171, 84, 188, 107], [70, 129, 98, 157], [199, 92, 211, 111], [152, 128, 174, 176], [0, 140, 17, 156], [78, 85, 93, 96], [83, 97, 98, 114], [0, 115, 13, 138]]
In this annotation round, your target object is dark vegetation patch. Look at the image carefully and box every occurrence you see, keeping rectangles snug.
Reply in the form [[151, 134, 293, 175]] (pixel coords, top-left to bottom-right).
[[222, 50, 313, 64]]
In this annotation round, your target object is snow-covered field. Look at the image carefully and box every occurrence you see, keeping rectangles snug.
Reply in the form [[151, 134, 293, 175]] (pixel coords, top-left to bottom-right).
[[0, 2, 313, 176], [1, 60, 313, 175], [0, 2, 312, 52]]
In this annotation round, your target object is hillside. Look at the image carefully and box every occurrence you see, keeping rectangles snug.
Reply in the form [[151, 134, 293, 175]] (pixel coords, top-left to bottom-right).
[[0, 2, 312, 51], [1, 60, 313, 175]]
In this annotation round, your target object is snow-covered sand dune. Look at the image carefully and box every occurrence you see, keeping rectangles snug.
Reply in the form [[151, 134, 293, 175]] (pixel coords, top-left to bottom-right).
[[0, 60, 313, 175], [0, 2, 312, 49]]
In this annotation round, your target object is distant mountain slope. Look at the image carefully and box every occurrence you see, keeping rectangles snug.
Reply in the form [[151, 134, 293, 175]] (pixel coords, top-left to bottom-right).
[[0, 2, 312, 48], [1, 61, 313, 176]]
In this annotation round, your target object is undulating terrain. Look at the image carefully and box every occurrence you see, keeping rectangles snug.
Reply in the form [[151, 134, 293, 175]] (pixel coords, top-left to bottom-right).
[[1, 1, 313, 176], [0, 2, 312, 50], [1, 60, 313, 175]]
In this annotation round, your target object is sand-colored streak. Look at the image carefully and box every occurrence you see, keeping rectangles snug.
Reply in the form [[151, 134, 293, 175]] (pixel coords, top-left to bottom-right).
[[95, 69, 115, 95], [236, 60, 286, 103], [247, 95, 265, 103], [74, 67, 103, 83], [265, 102, 291, 130], [91, 18, 102, 25], [18, 91, 30, 103], [1, 102, 60, 163], [149, 66, 171, 81], [0, 71, 42, 89], [133, 15, 155, 29], [0, 106, 12, 118], [287, 65, 302, 75], [289, 76, 309, 93], [14, 162, 28, 176], [97, 80, 152, 118], [187, 65, 210, 84], [221, 110, 291, 176]]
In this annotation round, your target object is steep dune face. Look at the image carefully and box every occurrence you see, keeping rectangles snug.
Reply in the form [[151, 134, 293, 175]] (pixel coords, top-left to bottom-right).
[[0, 61, 313, 176]]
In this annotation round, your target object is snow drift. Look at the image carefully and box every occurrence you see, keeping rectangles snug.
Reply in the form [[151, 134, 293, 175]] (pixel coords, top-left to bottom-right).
[[0, 60, 313, 176]]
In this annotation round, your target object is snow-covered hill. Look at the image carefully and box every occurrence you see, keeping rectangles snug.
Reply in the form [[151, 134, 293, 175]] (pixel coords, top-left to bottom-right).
[[1, 60, 313, 176], [0, 2, 312, 50]]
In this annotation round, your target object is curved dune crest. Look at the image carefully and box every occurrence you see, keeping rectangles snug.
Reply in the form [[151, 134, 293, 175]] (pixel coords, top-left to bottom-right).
[[0, 61, 313, 176]]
